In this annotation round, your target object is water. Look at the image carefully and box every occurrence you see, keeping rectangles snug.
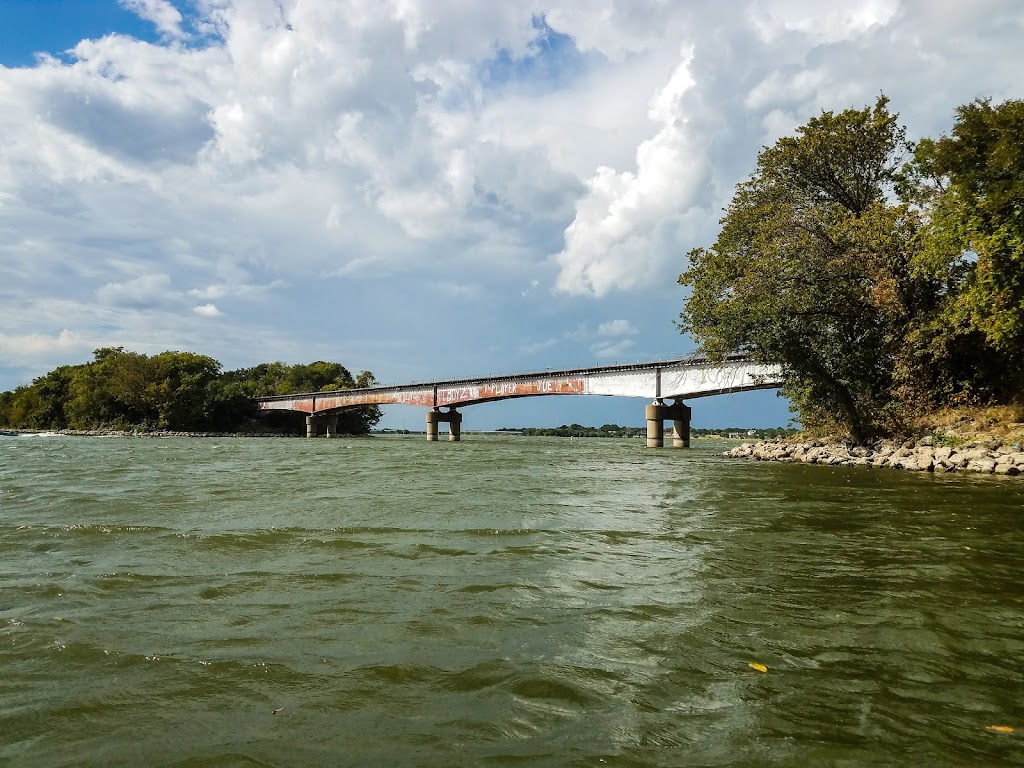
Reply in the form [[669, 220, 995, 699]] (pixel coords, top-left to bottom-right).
[[1, 434, 1022, 767]]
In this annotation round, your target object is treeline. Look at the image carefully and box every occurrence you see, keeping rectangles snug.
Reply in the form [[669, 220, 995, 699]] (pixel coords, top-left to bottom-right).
[[0, 347, 382, 435], [516, 423, 646, 438], [680, 96, 1024, 440]]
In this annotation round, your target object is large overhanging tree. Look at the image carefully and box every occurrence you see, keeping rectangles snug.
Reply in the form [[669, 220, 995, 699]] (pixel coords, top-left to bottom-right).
[[679, 97, 941, 440]]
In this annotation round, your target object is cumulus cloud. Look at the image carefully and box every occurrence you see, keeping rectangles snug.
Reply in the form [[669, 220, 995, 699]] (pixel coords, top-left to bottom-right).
[[188, 280, 287, 300], [97, 273, 175, 308], [0, 329, 95, 358], [193, 303, 223, 317], [120, 0, 185, 40], [552, 49, 705, 297], [598, 319, 638, 337], [592, 339, 636, 360]]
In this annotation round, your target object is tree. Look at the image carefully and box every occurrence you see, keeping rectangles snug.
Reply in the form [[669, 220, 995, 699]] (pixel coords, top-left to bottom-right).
[[0, 350, 384, 435], [905, 97, 1024, 402], [679, 96, 939, 439]]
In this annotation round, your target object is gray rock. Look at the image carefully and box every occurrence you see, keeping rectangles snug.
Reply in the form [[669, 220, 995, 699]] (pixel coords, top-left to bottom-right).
[[995, 464, 1021, 476], [969, 459, 997, 474]]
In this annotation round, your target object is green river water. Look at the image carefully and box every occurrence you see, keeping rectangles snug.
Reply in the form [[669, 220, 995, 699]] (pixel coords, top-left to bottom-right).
[[0, 433, 1021, 767]]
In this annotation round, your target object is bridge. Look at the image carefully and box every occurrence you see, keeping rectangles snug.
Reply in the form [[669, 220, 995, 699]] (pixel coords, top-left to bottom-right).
[[255, 355, 782, 448]]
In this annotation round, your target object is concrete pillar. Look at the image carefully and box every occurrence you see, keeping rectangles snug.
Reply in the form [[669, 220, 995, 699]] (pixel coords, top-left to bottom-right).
[[448, 409, 462, 442], [671, 402, 691, 449], [326, 415, 338, 438], [646, 402, 665, 448], [426, 408, 464, 442], [647, 400, 691, 448], [305, 415, 316, 438]]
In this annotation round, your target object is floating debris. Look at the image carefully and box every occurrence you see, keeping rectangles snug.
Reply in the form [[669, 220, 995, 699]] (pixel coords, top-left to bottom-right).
[[747, 662, 768, 673], [272, 707, 284, 715], [986, 725, 1014, 734]]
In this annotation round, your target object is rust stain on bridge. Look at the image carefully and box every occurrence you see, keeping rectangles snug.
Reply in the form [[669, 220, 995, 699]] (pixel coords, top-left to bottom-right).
[[271, 377, 588, 413]]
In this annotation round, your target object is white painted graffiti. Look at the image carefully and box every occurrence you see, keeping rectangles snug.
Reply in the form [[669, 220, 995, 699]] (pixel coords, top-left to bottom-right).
[[487, 381, 519, 397], [439, 386, 479, 403]]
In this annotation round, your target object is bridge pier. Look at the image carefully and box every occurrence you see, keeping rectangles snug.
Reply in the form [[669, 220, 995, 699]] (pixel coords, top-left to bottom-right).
[[306, 415, 316, 438], [645, 400, 691, 448], [326, 415, 339, 438], [426, 408, 462, 442]]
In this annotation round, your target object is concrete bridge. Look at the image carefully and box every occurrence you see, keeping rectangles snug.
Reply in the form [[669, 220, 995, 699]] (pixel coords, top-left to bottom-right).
[[255, 355, 782, 447]]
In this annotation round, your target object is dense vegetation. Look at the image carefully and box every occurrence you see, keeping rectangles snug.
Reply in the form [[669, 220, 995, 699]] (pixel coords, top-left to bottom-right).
[[514, 424, 646, 438], [680, 96, 1023, 440], [0, 348, 382, 435]]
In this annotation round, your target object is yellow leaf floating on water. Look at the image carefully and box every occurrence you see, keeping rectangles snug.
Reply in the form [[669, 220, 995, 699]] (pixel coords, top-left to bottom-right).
[[986, 725, 1014, 734], [747, 662, 768, 673]]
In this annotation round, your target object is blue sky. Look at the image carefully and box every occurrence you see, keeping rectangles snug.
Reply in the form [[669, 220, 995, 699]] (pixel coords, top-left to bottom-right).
[[1, 0, 1022, 430], [0, 1, 163, 66]]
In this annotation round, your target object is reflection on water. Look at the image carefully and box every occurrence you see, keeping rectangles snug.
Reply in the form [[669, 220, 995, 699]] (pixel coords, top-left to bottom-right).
[[1, 434, 1022, 766]]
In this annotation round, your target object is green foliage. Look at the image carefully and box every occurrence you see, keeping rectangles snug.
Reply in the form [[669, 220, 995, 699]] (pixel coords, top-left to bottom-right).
[[931, 430, 966, 448], [0, 350, 382, 435], [680, 96, 933, 439], [904, 97, 1024, 400], [518, 423, 647, 438], [680, 95, 1024, 440]]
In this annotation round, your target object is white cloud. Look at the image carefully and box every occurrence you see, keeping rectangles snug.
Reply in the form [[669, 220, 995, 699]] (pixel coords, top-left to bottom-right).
[[591, 339, 636, 360], [552, 49, 705, 297], [120, 0, 186, 39], [97, 273, 175, 308], [748, 0, 900, 44], [188, 280, 287, 300], [0, 329, 95, 358], [193, 303, 223, 317], [598, 320, 638, 337]]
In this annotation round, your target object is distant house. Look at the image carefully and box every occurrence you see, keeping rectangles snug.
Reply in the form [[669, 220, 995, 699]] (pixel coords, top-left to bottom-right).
[[727, 432, 741, 439]]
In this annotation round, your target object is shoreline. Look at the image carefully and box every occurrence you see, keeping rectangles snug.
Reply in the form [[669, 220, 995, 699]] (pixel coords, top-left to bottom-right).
[[725, 438, 1024, 476]]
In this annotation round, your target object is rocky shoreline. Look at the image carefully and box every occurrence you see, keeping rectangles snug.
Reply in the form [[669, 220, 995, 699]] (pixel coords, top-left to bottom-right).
[[725, 437, 1024, 476]]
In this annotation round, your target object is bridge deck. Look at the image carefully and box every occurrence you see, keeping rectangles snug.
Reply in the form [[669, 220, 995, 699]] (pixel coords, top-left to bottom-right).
[[256, 355, 782, 415]]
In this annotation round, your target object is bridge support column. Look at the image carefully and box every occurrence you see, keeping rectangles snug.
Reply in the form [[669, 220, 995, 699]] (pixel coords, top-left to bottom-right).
[[305, 415, 316, 438], [426, 408, 462, 442], [447, 409, 462, 442], [646, 401, 691, 448], [646, 403, 665, 448], [326, 415, 338, 438], [671, 401, 691, 449]]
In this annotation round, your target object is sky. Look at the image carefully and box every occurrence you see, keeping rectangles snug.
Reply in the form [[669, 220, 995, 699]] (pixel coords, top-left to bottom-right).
[[1, 0, 1022, 431]]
